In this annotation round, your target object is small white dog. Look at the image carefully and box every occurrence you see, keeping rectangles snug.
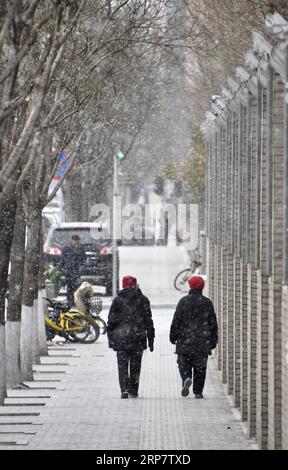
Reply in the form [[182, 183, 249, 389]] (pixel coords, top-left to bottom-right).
[[74, 281, 94, 314]]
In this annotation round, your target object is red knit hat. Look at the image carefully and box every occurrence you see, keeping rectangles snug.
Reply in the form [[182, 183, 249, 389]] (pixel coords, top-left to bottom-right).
[[122, 275, 137, 289], [188, 275, 205, 290]]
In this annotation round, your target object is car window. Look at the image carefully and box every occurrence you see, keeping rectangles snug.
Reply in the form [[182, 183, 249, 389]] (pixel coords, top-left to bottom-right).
[[48, 228, 110, 247]]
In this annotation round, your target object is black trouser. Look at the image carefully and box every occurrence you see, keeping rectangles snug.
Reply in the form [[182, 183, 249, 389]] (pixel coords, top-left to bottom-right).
[[116, 349, 143, 394], [65, 276, 80, 306], [177, 353, 208, 395]]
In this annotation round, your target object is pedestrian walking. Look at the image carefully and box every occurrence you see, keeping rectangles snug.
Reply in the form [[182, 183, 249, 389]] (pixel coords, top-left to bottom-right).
[[59, 234, 86, 306], [107, 275, 155, 399], [169, 275, 218, 399]]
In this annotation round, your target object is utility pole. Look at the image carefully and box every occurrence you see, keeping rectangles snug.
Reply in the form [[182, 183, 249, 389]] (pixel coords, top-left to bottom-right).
[[112, 153, 119, 297]]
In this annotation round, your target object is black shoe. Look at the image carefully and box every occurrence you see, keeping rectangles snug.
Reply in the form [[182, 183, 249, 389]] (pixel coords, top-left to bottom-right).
[[181, 378, 192, 397], [121, 391, 129, 399], [194, 393, 203, 399], [129, 392, 138, 398]]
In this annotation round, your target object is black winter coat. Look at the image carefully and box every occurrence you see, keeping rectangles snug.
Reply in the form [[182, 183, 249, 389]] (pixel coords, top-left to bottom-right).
[[60, 245, 86, 278], [170, 288, 218, 355], [107, 288, 155, 351]]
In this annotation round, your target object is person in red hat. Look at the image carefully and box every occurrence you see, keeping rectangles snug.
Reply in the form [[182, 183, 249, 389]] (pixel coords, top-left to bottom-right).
[[169, 275, 218, 399], [107, 275, 155, 399]]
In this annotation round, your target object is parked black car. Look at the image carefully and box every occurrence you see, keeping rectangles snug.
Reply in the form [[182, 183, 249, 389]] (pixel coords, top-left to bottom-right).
[[43, 222, 119, 296]]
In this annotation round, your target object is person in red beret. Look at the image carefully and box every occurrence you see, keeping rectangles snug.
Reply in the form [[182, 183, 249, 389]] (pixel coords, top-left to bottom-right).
[[107, 275, 155, 399], [169, 275, 218, 399]]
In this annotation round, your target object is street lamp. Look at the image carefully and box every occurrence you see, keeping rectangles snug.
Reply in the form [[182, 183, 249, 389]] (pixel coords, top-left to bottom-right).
[[112, 146, 126, 297]]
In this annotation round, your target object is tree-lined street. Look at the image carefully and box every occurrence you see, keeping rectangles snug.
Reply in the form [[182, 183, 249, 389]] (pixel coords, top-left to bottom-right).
[[0, 246, 256, 450], [1, 0, 288, 452]]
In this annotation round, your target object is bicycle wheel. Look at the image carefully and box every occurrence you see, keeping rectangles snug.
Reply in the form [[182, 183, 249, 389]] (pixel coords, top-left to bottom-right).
[[93, 315, 107, 335], [45, 313, 64, 341], [45, 325, 55, 341], [65, 313, 100, 343], [174, 269, 191, 292]]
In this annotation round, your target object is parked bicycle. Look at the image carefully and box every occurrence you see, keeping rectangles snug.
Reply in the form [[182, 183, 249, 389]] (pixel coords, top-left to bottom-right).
[[85, 297, 107, 335], [44, 297, 100, 343], [174, 248, 202, 293]]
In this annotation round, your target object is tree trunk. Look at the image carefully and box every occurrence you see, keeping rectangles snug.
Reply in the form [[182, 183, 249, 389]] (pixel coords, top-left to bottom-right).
[[0, 196, 17, 402], [20, 207, 41, 380], [81, 168, 92, 220], [20, 305, 34, 381], [0, 324, 5, 403], [6, 201, 26, 387], [63, 173, 83, 221], [37, 288, 48, 356], [0, 197, 17, 323], [37, 217, 48, 356]]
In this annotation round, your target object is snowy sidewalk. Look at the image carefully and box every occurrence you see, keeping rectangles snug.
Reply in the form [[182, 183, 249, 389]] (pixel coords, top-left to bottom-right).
[[0, 308, 256, 450]]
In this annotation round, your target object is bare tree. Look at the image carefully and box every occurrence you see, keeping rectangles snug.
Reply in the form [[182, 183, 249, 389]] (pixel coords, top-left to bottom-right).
[[0, 0, 87, 392], [1, 0, 171, 388], [2, 0, 287, 398]]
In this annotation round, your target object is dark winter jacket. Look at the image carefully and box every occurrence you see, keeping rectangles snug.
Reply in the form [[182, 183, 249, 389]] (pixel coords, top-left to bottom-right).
[[170, 288, 218, 355], [107, 287, 155, 352], [60, 244, 86, 278]]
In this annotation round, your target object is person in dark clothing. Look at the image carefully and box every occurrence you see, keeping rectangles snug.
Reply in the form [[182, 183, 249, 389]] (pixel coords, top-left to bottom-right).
[[107, 275, 155, 399], [59, 234, 86, 306], [169, 275, 218, 399]]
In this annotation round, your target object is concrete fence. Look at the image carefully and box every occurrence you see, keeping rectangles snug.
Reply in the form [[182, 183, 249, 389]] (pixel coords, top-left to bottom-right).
[[202, 13, 288, 450]]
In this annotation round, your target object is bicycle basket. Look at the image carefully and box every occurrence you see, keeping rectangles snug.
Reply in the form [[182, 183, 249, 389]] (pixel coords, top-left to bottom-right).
[[88, 296, 103, 314]]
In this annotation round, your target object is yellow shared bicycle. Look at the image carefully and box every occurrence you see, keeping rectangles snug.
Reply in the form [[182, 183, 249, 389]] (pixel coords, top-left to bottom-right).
[[44, 298, 100, 344]]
